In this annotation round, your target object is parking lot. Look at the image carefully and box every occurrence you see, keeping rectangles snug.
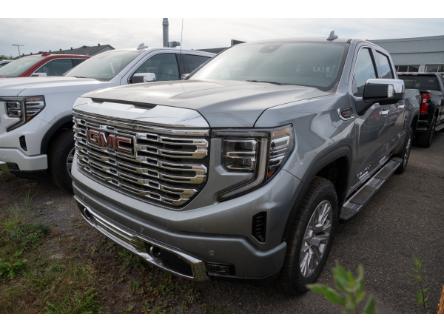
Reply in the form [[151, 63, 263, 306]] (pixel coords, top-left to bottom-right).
[[0, 134, 443, 314]]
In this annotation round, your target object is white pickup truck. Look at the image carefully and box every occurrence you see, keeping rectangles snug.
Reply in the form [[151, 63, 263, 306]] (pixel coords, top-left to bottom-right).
[[0, 47, 213, 191]]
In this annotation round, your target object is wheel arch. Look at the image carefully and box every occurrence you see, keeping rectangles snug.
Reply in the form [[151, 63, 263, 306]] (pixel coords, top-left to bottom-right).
[[41, 115, 73, 154], [281, 145, 352, 242]]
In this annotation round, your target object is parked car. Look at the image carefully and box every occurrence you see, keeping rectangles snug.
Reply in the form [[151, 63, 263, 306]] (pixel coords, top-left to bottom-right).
[[0, 60, 11, 68], [0, 53, 89, 78], [71, 38, 417, 294], [0, 47, 214, 191], [398, 72, 444, 147]]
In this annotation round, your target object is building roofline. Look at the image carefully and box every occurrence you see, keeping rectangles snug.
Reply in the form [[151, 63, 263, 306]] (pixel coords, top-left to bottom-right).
[[370, 35, 444, 43]]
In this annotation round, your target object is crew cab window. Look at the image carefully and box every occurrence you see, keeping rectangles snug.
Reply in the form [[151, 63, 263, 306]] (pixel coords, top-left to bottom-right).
[[72, 58, 86, 67], [134, 53, 179, 81], [181, 54, 210, 74], [35, 59, 75, 76], [375, 51, 394, 79], [352, 48, 376, 96]]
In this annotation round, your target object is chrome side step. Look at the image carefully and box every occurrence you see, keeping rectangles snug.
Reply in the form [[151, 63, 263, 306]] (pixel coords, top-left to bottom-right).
[[340, 157, 402, 220]]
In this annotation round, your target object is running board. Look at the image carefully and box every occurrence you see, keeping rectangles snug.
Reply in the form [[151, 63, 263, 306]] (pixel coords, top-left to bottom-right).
[[340, 157, 402, 220]]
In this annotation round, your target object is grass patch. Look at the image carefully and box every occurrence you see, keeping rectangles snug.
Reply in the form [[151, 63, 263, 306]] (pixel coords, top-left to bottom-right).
[[0, 192, 101, 313], [0, 163, 14, 181]]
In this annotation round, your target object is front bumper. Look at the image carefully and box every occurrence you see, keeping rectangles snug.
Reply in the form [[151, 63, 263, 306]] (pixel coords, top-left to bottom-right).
[[72, 158, 301, 280], [0, 148, 47, 171]]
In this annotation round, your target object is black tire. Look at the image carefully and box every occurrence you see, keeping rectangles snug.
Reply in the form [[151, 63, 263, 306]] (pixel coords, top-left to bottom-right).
[[415, 115, 436, 148], [279, 177, 338, 295], [48, 129, 74, 192], [395, 128, 413, 175]]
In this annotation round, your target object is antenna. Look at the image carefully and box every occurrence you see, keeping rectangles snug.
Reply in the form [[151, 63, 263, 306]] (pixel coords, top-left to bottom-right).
[[327, 30, 338, 41], [12, 43, 24, 57]]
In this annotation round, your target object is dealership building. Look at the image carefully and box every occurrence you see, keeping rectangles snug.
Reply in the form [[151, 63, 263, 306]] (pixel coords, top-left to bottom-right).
[[371, 35, 444, 73]]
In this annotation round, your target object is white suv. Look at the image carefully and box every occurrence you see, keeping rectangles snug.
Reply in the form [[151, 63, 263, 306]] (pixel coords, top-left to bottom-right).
[[0, 47, 213, 191]]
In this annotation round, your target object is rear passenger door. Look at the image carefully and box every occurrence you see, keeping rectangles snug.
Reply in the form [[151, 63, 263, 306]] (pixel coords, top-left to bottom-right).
[[373, 50, 406, 154], [350, 47, 387, 188]]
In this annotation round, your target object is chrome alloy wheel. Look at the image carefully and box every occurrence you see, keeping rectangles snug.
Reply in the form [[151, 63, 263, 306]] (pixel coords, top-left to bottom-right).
[[66, 147, 75, 178], [299, 200, 333, 278]]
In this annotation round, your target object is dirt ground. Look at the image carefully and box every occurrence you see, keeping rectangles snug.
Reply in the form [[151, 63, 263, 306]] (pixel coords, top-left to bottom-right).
[[0, 134, 443, 313]]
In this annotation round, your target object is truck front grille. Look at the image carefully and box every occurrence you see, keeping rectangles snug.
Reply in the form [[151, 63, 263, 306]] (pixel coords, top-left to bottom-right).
[[73, 110, 209, 208]]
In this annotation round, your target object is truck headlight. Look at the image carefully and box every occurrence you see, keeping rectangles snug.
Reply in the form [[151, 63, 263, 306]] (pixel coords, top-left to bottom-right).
[[216, 124, 294, 200], [4, 96, 46, 131]]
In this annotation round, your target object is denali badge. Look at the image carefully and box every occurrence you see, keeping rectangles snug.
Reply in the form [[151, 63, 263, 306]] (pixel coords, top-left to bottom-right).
[[86, 129, 133, 155]]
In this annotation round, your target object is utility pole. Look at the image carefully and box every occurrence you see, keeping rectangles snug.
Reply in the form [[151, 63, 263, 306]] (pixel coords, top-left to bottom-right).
[[162, 18, 169, 47], [12, 43, 24, 57]]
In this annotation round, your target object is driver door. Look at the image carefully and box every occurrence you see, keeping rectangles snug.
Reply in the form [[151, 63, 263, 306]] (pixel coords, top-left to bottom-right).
[[349, 47, 388, 190]]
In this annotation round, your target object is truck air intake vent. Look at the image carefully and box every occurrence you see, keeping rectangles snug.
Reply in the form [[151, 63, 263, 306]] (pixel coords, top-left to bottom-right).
[[252, 212, 267, 243]]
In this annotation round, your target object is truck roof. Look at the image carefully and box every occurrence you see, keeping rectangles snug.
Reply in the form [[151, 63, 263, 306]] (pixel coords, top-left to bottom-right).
[[111, 47, 215, 57]]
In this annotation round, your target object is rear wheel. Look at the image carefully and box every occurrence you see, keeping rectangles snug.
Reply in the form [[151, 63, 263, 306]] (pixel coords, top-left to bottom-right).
[[416, 115, 436, 148], [49, 129, 74, 193], [279, 177, 338, 295]]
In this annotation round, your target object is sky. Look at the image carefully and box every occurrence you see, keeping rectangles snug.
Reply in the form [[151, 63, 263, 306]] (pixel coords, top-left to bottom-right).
[[1, 18, 444, 57]]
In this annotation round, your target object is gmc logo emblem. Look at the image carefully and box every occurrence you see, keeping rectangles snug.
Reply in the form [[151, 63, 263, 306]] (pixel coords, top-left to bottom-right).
[[86, 129, 133, 155]]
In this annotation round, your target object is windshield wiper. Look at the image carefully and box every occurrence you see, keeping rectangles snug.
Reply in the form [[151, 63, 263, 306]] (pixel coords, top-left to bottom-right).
[[245, 79, 287, 85]]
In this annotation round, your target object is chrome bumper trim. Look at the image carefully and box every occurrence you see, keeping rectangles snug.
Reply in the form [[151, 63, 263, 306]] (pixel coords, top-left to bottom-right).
[[74, 196, 208, 281]]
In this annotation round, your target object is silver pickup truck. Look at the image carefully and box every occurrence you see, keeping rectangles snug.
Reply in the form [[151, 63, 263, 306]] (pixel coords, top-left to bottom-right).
[[71, 38, 418, 294]]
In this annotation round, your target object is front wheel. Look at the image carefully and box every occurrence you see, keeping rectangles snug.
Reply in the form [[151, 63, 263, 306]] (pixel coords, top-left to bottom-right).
[[279, 177, 338, 295], [395, 128, 413, 174], [49, 129, 74, 193]]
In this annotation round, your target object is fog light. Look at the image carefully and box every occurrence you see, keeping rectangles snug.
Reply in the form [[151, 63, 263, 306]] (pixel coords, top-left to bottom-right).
[[207, 263, 235, 276]]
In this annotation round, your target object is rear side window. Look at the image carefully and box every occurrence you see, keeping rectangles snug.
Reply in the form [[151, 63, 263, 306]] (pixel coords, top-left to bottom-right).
[[375, 51, 394, 79], [181, 54, 210, 74], [35, 59, 75, 76], [352, 48, 376, 96], [134, 53, 179, 81], [72, 58, 86, 67], [399, 75, 440, 91]]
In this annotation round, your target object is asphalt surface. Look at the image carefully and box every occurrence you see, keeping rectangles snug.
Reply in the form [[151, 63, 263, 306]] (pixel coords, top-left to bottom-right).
[[1, 133, 443, 313]]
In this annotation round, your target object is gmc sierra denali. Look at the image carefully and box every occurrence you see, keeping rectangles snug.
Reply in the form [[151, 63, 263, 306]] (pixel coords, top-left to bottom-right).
[[0, 47, 213, 191], [72, 38, 417, 294], [398, 72, 444, 147]]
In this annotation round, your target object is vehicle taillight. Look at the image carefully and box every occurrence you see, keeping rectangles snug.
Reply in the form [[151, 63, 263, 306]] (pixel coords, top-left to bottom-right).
[[420, 92, 431, 114]]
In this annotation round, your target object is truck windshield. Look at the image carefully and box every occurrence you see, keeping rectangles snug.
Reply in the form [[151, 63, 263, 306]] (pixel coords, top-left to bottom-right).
[[65, 50, 140, 81], [0, 55, 41, 77], [399, 75, 440, 91], [191, 41, 347, 90]]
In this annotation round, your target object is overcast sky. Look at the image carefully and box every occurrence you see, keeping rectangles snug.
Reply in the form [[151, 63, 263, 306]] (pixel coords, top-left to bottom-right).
[[1, 18, 444, 57]]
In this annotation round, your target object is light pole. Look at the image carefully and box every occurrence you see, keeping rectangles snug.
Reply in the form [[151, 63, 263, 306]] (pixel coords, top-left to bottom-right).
[[12, 44, 24, 57]]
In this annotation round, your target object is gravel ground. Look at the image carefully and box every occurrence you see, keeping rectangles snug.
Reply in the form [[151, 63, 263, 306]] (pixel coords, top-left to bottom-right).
[[0, 133, 443, 313]]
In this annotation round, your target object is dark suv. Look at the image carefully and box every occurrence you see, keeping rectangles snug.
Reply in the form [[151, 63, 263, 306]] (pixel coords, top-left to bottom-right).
[[399, 72, 444, 147]]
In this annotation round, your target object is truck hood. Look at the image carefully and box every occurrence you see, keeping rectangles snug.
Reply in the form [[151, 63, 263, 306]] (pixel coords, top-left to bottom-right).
[[0, 76, 111, 97], [84, 80, 331, 127]]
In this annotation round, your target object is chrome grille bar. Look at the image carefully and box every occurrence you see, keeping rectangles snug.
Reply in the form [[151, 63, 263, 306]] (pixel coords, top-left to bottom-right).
[[73, 110, 209, 208]]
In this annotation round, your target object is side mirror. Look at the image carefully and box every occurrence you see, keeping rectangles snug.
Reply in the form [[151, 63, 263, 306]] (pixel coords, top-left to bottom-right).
[[130, 72, 156, 84], [181, 73, 190, 80], [356, 79, 405, 115], [31, 72, 48, 77], [363, 78, 404, 104]]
